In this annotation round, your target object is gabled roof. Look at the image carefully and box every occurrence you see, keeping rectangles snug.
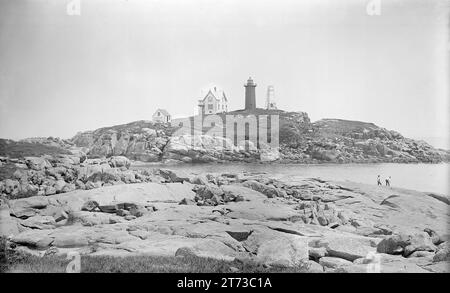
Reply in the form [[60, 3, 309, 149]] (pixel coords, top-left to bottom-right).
[[200, 90, 226, 103], [154, 109, 170, 116], [200, 84, 227, 102]]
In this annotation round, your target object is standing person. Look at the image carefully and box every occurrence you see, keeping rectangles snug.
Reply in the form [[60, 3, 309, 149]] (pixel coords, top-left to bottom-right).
[[385, 176, 391, 187], [377, 175, 382, 186]]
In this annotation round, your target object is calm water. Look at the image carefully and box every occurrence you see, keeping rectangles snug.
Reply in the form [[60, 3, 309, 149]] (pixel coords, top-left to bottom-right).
[[134, 163, 449, 195]]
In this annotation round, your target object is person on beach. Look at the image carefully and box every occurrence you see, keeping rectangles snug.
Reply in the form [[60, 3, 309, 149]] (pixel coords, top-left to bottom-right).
[[377, 175, 382, 186], [385, 176, 391, 187]]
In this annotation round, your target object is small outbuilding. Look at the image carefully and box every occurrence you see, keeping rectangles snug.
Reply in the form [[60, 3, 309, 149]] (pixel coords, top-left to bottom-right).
[[152, 109, 171, 123]]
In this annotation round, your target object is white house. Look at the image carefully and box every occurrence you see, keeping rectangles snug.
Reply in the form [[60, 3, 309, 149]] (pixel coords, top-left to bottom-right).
[[198, 85, 228, 115], [152, 109, 171, 123]]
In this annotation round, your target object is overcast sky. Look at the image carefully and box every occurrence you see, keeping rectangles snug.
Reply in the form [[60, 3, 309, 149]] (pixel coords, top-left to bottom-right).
[[0, 0, 448, 148]]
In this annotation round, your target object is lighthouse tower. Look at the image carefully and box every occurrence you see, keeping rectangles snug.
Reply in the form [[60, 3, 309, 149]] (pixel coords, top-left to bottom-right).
[[244, 77, 257, 111], [265, 85, 277, 110]]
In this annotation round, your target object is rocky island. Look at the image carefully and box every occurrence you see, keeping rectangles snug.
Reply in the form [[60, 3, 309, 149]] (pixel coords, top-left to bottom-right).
[[20, 110, 450, 165], [0, 112, 449, 273]]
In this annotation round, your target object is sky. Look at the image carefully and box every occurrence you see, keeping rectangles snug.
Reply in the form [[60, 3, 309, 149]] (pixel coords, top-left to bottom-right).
[[0, 0, 448, 148]]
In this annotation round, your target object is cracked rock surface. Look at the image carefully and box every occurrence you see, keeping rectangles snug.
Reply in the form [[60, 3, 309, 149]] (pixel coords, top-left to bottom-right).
[[1, 169, 449, 273]]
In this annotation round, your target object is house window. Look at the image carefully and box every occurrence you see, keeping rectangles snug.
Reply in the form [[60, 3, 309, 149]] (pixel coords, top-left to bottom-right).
[[208, 104, 213, 110]]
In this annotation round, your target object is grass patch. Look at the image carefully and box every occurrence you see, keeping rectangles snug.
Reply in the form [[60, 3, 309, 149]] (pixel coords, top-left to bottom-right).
[[1, 238, 309, 273], [77, 255, 308, 273], [4, 254, 310, 273], [0, 139, 70, 159], [3, 254, 69, 273]]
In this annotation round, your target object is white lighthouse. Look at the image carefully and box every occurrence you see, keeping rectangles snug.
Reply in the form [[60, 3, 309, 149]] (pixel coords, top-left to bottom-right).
[[265, 85, 277, 110]]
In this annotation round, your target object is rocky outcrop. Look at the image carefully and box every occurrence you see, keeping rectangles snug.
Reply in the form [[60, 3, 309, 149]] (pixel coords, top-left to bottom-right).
[[2, 111, 448, 167], [1, 169, 448, 273], [70, 121, 281, 164], [71, 121, 171, 162], [0, 154, 166, 199], [280, 119, 449, 163], [161, 134, 265, 163], [63, 112, 450, 164]]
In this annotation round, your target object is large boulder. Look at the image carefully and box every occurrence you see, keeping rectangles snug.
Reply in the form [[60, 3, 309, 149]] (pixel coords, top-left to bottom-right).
[[319, 256, 353, 269], [54, 155, 80, 167], [259, 147, 280, 162], [3, 179, 20, 196], [255, 236, 309, 267], [57, 182, 196, 207], [403, 232, 436, 256], [424, 228, 442, 245], [226, 200, 299, 221], [81, 200, 100, 212], [304, 260, 324, 273], [11, 230, 54, 249], [44, 185, 57, 196], [18, 183, 39, 197], [13, 169, 28, 181], [87, 169, 121, 183], [433, 242, 450, 262], [119, 170, 138, 184], [220, 185, 265, 202], [376, 234, 411, 255], [243, 229, 309, 267], [52, 233, 89, 248], [20, 215, 56, 230], [377, 233, 437, 257], [85, 181, 102, 190], [108, 156, 131, 169], [242, 180, 286, 198], [76, 163, 112, 181], [0, 206, 20, 237], [9, 196, 49, 219], [24, 157, 52, 171], [175, 239, 237, 261], [312, 236, 379, 261], [194, 185, 224, 201], [68, 211, 125, 226], [113, 232, 234, 259], [159, 169, 192, 183], [309, 247, 328, 260], [54, 179, 67, 194], [190, 175, 209, 185], [39, 206, 68, 222], [61, 183, 76, 193]]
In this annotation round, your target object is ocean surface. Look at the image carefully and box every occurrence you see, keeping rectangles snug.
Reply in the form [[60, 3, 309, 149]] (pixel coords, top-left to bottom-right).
[[134, 163, 449, 195]]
